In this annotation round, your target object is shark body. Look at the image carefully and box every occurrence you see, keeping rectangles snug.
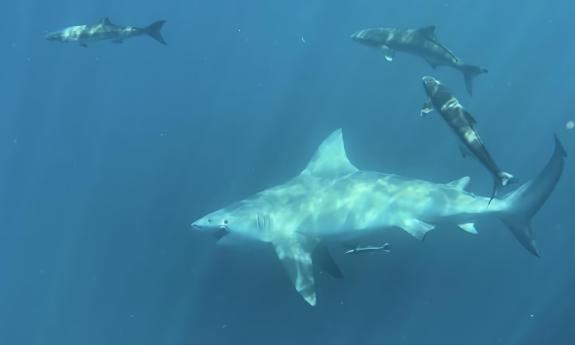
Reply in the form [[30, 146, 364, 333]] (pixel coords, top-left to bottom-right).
[[192, 130, 565, 306], [351, 25, 487, 95], [46, 18, 166, 47]]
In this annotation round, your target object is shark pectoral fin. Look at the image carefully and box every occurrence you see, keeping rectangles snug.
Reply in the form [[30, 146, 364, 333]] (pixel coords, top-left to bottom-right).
[[447, 176, 471, 190], [313, 243, 343, 279], [458, 145, 469, 158], [380, 44, 394, 61], [420, 100, 434, 116], [458, 223, 478, 234], [401, 219, 435, 240], [273, 236, 317, 306], [463, 110, 477, 126]]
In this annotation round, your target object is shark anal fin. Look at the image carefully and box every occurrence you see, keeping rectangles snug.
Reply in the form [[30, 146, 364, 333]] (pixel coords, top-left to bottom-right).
[[420, 100, 434, 116], [273, 235, 317, 306], [458, 223, 478, 234], [448, 176, 471, 190], [401, 219, 435, 240], [380, 44, 394, 61], [313, 243, 343, 279]]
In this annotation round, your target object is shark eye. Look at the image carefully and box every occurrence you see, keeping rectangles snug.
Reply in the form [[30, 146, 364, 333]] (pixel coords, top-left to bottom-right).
[[223, 219, 228, 225], [207, 218, 212, 223]]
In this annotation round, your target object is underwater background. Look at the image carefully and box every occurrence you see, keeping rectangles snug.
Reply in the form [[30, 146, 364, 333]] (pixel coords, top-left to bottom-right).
[[1, 0, 574, 344]]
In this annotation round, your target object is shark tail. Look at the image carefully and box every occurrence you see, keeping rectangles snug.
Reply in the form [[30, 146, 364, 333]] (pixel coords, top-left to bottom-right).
[[144, 20, 167, 45], [497, 135, 566, 256], [460, 64, 488, 96]]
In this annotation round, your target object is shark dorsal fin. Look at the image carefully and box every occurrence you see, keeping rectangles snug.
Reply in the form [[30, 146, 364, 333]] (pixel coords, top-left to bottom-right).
[[301, 129, 358, 178], [100, 17, 113, 26], [448, 176, 471, 190], [417, 26, 438, 40]]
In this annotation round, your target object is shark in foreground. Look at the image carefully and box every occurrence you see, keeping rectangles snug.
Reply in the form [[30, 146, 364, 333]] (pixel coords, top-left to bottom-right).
[[192, 129, 566, 306], [46, 18, 166, 47], [421, 76, 515, 202], [351, 25, 487, 95]]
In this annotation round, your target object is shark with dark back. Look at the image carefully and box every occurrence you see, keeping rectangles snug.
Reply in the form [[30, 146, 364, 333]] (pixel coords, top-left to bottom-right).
[[46, 18, 167, 47], [192, 129, 565, 306], [421, 76, 515, 202], [351, 25, 487, 95]]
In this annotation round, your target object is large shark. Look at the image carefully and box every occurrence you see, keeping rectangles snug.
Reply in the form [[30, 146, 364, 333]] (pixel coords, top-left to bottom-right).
[[351, 25, 487, 95], [46, 18, 166, 47], [192, 129, 566, 306]]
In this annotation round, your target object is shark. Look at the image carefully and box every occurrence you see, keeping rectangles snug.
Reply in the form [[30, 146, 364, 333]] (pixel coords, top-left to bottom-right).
[[192, 129, 566, 306], [421, 76, 515, 202], [351, 25, 487, 95], [46, 18, 167, 47]]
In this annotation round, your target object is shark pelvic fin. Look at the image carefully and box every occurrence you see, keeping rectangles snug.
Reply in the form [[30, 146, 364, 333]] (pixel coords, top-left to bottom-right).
[[273, 235, 318, 306], [458, 222, 478, 234], [300, 129, 358, 179], [380, 44, 394, 61], [400, 219, 435, 240], [447, 176, 471, 190]]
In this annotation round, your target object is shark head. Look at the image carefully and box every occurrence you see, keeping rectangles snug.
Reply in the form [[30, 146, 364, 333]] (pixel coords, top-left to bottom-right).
[[45, 31, 64, 42], [191, 199, 271, 243], [350, 28, 391, 47], [422, 76, 441, 96]]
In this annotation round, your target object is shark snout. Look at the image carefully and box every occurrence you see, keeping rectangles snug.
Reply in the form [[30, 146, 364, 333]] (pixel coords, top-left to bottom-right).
[[422, 76, 440, 91], [350, 30, 364, 41]]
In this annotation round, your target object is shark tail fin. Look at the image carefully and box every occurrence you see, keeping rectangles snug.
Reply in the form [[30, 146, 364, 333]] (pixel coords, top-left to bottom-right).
[[497, 135, 566, 256], [144, 20, 167, 45], [460, 64, 488, 96]]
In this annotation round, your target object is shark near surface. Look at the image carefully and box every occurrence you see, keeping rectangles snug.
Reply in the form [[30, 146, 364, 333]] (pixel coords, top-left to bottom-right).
[[192, 130, 566, 306]]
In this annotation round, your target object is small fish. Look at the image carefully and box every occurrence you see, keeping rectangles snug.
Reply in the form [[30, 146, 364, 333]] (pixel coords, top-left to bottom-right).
[[344, 243, 391, 255]]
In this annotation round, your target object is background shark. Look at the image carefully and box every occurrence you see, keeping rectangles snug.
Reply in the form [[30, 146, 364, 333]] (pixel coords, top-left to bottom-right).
[[192, 129, 566, 306], [421, 76, 515, 201], [351, 25, 487, 95], [46, 18, 166, 47]]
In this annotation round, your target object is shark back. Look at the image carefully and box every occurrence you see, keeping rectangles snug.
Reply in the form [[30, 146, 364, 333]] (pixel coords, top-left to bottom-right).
[[299, 129, 358, 179]]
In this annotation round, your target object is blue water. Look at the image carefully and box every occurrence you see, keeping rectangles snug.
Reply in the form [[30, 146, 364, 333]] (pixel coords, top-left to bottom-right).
[[1, 0, 574, 344]]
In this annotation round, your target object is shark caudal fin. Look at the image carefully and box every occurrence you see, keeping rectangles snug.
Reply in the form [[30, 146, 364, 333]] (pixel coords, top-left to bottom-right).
[[460, 64, 488, 96], [498, 135, 566, 256], [144, 20, 167, 45]]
